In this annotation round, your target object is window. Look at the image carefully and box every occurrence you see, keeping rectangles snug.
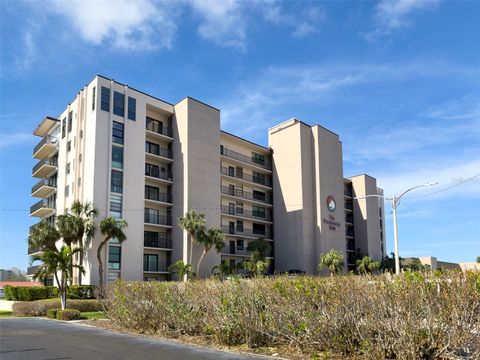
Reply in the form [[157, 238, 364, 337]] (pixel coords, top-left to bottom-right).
[[112, 122, 124, 145], [145, 141, 160, 156], [80, 130, 83, 139], [128, 97, 136, 121], [237, 239, 244, 251], [252, 205, 266, 218], [253, 190, 266, 202], [110, 194, 122, 218], [236, 220, 244, 232], [253, 223, 265, 235], [68, 111, 73, 132], [252, 171, 265, 185], [252, 152, 265, 166], [146, 117, 163, 133], [143, 254, 158, 272], [67, 141, 71, 152], [62, 118, 66, 138], [66, 162, 71, 175], [145, 185, 159, 201], [236, 202, 244, 214], [228, 166, 234, 177], [77, 177, 81, 187], [101, 87, 110, 112], [108, 246, 121, 270], [112, 146, 123, 169], [92, 86, 96, 111], [111, 170, 123, 193], [65, 185, 69, 197], [236, 166, 243, 178], [145, 163, 160, 178], [113, 91, 125, 117]]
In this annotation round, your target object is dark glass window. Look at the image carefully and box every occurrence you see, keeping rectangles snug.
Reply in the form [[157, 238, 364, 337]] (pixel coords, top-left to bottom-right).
[[113, 91, 125, 117], [65, 185, 69, 197], [108, 246, 121, 270], [253, 223, 265, 235], [253, 190, 266, 202], [67, 141, 71, 152], [66, 162, 70, 175], [146, 117, 163, 133], [252, 205, 266, 218], [145, 163, 160, 178], [145, 141, 159, 155], [101, 87, 110, 112], [112, 121, 124, 145], [237, 239, 244, 251], [145, 185, 159, 201], [252, 171, 265, 185], [143, 254, 158, 272], [68, 111, 73, 132], [111, 170, 123, 193], [92, 86, 96, 110], [252, 152, 265, 165], [128, 97, 136, 121], [62, 118, 66, 138], [236, 220, 244, 232], [112, 146, 123, 169]]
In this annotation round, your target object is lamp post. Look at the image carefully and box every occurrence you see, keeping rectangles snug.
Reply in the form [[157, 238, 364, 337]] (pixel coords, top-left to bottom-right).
[[355, 182, 437, 275]]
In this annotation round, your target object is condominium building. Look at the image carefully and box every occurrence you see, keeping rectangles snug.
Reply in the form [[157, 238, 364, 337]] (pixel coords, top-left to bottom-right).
[[29, 75, 385, 284]]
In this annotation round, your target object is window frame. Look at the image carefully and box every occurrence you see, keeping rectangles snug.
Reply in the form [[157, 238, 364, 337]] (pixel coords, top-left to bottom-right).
[[101, 87, 110, 112], [113, 91, 125, 117], [128, 96, 136, 121]]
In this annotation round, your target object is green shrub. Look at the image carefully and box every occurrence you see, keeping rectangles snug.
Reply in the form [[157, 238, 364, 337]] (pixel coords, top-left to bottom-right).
[[3, 286, 58, 301], [47, 308, 60, 319], [56, 309, 81, 321], [12, 299, 101, 317], [67, 285, 96, 299]]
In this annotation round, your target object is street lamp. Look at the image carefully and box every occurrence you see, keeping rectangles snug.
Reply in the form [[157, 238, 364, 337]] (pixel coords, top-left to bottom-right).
[[355, 182, 437, 275]]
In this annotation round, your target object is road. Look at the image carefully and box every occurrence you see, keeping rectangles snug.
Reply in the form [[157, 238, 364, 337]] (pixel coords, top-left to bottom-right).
[[0, 318, 266, 360]]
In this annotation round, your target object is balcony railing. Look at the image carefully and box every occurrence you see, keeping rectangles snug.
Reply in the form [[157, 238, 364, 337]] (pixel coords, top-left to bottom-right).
[[146, 117, 173, 138], [144, 212, 172, 226], [32, 158, 57, 177], [221, 206, 272, 222], [221, 186, 272, 204], [222, 245, 250, 256], [30, 199, 54, 216], [145, 166, 173, 181], [221, 225, 272, 239], [144, 236, 172, 249], [220, 147, 272, 170], [145, 191, 172, 203], [33, 135, 58, 157], [220, 166, 272, 187], [146, 143, 173, 159], [27, 265, 40, 276], [31, 178, 57, 194], [144, 262, 170, 272], [28, 243, 46, 255]]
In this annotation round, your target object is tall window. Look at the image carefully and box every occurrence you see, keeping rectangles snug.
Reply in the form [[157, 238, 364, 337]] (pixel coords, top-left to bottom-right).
[[113, 91, 125, 117], [111, 170, 123, 193], [252, 171, 265, 185], [108, 246, 121, 270], [112, 122, 124, 145], [67, 141, 71, 152], [143, 254, 158, 272], [112, 146, 123, 169], [101, 87, 110, 112], [128, 97, 136, 121], [62, 118, 66, 138], [92, 86, 96, 110], [68, 111, 73, 132], [65, 185, 69, 197], [146, 117, 163, 134], [66, 162, 71, 175], [252, 152, 265, 166], [252, 205, 266, 218], [145, 163, 160, 178], [253, 223, 265, 235], [110, 194, 122, 218], [145, 185, 159, 201]]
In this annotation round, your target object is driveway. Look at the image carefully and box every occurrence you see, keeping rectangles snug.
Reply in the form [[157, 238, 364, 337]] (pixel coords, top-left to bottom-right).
[[0, 318, 267, 360]]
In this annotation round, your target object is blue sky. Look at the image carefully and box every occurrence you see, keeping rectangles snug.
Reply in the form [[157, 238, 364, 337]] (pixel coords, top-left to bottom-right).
[[1, 0, 479, 270]]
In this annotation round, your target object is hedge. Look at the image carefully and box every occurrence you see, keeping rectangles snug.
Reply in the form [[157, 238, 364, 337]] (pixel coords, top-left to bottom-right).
[[4, 285, 95, 301], [12, 299, 101, 317], [56, 309, 81, 321]]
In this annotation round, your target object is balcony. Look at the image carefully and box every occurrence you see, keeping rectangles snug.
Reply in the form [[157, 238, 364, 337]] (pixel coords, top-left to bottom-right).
[[144, 262, 170, 273], [220, 147, 272, 171], [221, 226, 273, 239], [344, 187, 353, 197], [146, 117, 173, 139], [145, 191, 172, 204], [28, 243, 46, 256], [221, 185, 272, 205], [144, 212, 172, 226], [144, 236, 172, 249], [145, 142, 173, 161], [221, 206, 272, 222], [31, 178, 56, 198], [33, 135, 58, 159], [220, 166, 272, 187], [346, 229, 355, 238], [345, 215, 354, 224], [30, 200, 55, 218], [27, 265, 40, 276], [145, 165, 173, 183], [222, 245, 250, 256], [34, 116, 59, 137], [32, 158, 57, 178]]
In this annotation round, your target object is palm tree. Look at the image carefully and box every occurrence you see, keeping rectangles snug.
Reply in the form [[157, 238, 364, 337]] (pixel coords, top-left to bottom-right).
[[178, 210, 206, 266], [356, 255, 381, 275], [243, 238, 271, 277], [211, 260, 233, 279], [168, 260, 195, 280], [318, 249, 344, 276], [31, 245, 84, 310], [29, 221, 59, 252], [98, 217, 128, 288], [195, 227, 224, 275]]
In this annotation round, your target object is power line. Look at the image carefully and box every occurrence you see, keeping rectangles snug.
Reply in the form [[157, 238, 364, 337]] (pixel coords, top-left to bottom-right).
[[405, 171, 480, 199]]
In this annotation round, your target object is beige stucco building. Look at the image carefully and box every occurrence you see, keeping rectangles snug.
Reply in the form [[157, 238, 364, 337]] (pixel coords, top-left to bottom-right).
[[29, 75, 385, 283]]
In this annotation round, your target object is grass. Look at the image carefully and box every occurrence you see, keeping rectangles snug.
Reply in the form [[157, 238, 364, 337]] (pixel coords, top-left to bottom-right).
[[80, 311, 106, 320], [0, 310, 13, 318]]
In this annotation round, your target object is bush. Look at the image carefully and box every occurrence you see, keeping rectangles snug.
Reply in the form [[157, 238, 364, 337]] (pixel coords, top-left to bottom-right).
[[67, 285, 96, 299], [47, 308, 60, 319], [12, 299, 101, 317], [56, 309, 81, 321], [4, 286, 58, 301], [102, 273, 480, 358]]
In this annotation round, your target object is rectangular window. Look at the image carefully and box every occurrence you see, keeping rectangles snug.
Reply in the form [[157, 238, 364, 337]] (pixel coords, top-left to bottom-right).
[[128, 97, 136, 121], [108, 246, 121, 270], [62, 118, 66, 138], [253, 190, 266, 202], [146, 117, 163, 134], [112, 121, 124, 145], [252, 171, 265, 184], [145, 185, 159, 201], [113, 91, 125, 117], [68, 111, 73, 132], [111, 170, 123, 193], [236, 220, 244, 232], [65, 185, 69, 197], [145, 141, 160, 156], [112, 146, 123, 169], [252, 152, 265, 166], [143, 254, 158, 272], [237, 239, 244, 251], [145, 163, 160, 178], [110, 194, 122, 218], [92, 86, 96, 111], [101, 87, 110, 112], [67, 141, 71, 152], [66, 162, 70, 175], [253, 223, 265, 235], [252, 205, 266, 218]]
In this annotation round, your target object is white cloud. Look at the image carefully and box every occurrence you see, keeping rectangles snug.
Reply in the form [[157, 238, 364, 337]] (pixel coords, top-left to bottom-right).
[[0, 133, 35, 148], [49, 0, 177, 50]]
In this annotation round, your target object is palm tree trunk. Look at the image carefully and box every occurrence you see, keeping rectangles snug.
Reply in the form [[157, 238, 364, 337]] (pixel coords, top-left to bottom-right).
[[189, 234, 194, 266], [60, 275, 67, 310], [197, 249, 207, 276], [97, 239, 107, 288], [78, 239, 84, 285]]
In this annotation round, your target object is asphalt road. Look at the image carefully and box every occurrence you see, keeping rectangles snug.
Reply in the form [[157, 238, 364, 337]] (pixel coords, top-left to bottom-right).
[[0, 318, 266, 360]]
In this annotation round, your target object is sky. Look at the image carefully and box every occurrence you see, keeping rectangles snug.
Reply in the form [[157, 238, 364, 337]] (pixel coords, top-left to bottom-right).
[[0, 0, 479, 270]]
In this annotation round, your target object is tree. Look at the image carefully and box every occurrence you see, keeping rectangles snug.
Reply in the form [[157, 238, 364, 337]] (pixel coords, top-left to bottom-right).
[[168, 260, 195, 280], [29, 221, 59, 252], [98, 217, 128, 288], [476, 256, 480, 263], [356, 255, 381, 275], [243, 238, 271, 277], [211, 260, 234, 279], [318, 249, 344, 276], [178, 210, 206, 266], [31, 245, 84, 310], [195, 227, 224, 275]]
